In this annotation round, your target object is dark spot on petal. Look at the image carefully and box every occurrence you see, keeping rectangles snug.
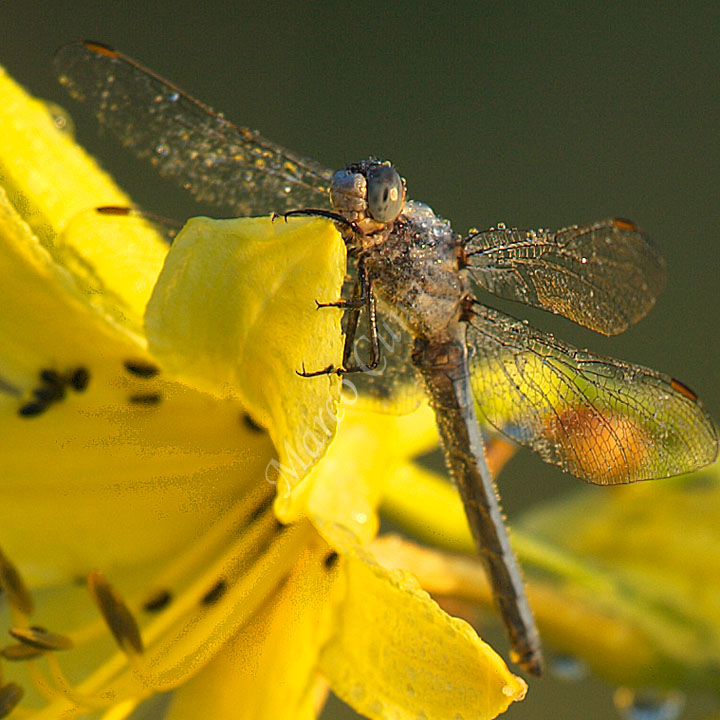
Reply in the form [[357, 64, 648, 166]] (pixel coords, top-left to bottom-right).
[[241, 412, 264, 433], [128, 392, 162, 405], [123, 360, 160, 378], [323, 551, 339, 569], [274, 574, 290, 594], [201, 579, 227, 606], [18, 401, 48, 418], [248, 493, 274, 522], [143, 589, 173, 613], [70, 367, 90, 392], [33, 387, 60, 403], [40, 369, 62, 386]]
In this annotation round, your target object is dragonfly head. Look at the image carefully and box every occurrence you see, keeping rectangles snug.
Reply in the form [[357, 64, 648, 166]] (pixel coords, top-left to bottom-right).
[[330, 159, 406, 237]]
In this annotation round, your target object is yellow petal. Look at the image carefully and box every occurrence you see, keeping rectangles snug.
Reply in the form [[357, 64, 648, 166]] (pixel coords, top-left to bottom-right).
[[317, 532, 526, 720], [0, 188, 274, 584], [165, 540, 335, 720], [0, 186, 135, 385], [56, 208, 168, 332], [291, 403, 438, 538], [0, 65, 167, 325], [145, 215, 346, 506], [0, 66, 125, 233]]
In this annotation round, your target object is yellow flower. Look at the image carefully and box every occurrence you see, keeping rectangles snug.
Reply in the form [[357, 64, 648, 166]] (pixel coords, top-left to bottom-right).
[[0, 63, 527, 720]]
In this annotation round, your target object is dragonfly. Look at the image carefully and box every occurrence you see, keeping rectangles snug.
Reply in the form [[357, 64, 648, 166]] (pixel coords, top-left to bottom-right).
[[55, 40, 718, 675]]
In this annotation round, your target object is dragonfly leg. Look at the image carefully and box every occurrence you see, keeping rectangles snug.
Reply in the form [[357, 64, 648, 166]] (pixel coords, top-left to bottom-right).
[[297, 257, 382, 377], [316, 269, 369, 310], [281, 208, 361, 235], [340, 260, 381, 373]]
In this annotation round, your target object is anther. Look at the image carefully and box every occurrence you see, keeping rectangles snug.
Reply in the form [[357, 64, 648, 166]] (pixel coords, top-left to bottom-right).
[[0, 683, 23, 718], [9, 625, 74, 651], [0, 644, 45, 661], [0, 549, 33, 616], [87, 570, 144, 655]]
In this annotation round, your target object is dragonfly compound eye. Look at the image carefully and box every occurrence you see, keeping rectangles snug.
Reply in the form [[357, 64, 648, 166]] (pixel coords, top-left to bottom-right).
[[365, 164, 405, 223]]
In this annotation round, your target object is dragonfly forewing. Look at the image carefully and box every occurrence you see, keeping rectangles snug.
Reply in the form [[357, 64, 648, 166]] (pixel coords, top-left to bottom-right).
[[467, 303, 718, 484], [463, 218, 665, 335], [54, 41, 333, 216]]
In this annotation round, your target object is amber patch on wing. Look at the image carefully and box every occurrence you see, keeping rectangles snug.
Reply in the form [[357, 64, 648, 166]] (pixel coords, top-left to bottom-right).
[[543, 407, 650, 484]]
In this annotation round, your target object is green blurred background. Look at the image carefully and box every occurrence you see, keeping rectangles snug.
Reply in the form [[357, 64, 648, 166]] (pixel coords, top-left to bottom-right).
[[2, 2, 718, 718]]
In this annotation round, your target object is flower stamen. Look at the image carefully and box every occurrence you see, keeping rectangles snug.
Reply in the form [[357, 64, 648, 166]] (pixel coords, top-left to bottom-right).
[[1, 645, 45, 661], [0, 547, 33, 619], [9, 626, 74, 652], [0, 682, 23, 717], [87, 571, 144, 657]]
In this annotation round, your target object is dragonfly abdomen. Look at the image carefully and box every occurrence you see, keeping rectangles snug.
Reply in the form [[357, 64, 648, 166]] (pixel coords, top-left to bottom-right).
[[412, 331, 543, 675]]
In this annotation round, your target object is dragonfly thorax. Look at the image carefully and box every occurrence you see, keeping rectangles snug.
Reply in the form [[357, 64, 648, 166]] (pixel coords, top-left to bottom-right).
[[367, 200, 468, 341]]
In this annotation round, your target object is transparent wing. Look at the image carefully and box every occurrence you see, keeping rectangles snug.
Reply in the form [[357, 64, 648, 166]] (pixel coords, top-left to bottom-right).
[[467, 303, 717, 484], [463, 218, 665, 335], [54, 41, 333, 216]]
